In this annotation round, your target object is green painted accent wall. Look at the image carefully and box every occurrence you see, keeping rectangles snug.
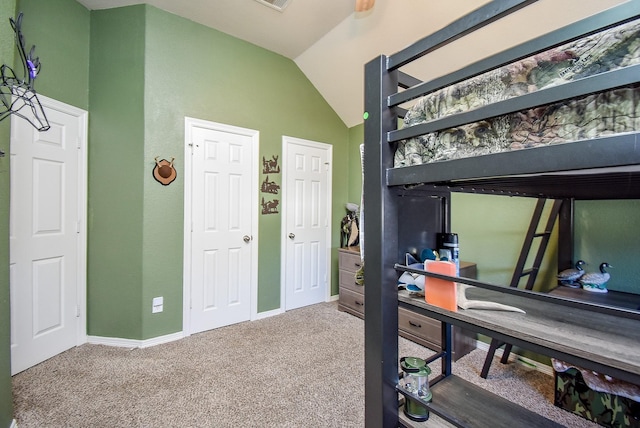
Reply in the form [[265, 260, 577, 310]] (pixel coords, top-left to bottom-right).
[[16, 0, 89, 110], [0, 0, 16, 423], [88, 6, 146, 339], [83, 5, 350, 340], [451, 193, 558, 289], [575, 200, 640, 294], [140, 6, 348, 333]]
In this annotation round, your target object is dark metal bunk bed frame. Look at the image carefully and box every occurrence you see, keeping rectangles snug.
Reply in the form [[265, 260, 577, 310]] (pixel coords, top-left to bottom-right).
[[362, 0, 640, 427]]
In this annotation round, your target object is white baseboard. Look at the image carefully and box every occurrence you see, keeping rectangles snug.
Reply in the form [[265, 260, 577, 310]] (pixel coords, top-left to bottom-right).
[[475, 340, 554, 377], [87, 331, 184, 349], [10, 419, 17, 428], [328, 294, 339, 302], [253, 308, 283, 320]]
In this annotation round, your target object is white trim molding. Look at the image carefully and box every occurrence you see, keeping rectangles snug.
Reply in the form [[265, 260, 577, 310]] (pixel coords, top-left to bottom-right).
[[475, 340, 554, 377], [87, 331, 184, 349], [253, 308, 284, 320]]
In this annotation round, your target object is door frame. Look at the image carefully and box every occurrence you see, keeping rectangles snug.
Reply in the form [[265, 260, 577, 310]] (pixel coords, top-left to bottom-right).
[[280, 135, 333, 311], [182, 117, 259, 336], [10, 94, 88, 369]]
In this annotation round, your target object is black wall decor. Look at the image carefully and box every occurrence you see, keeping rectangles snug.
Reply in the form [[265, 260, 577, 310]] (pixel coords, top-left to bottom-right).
[[261, 175, 280, 194], [261, 197, 279, 215], [0, 12, 50, 142], [260, 153, 281, 215], [262, 155, 280, 174]]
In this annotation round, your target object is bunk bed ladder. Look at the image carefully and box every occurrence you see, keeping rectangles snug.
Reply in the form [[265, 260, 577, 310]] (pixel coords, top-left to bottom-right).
[[480, 198, 563, 379]]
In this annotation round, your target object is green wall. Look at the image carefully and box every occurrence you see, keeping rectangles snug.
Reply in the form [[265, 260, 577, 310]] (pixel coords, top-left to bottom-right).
[[575, 200, 640, 294], [88, 6, 146, 339], [0, 0, 15, 423], [87, 5, 349, 340], [451, 193, 558, 289], [17, 0, 89, 110], [141, 6, 348, 326]]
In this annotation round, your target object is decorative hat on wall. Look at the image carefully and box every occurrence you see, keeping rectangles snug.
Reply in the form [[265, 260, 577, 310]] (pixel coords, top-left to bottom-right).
[[153, 157, 177, 186]]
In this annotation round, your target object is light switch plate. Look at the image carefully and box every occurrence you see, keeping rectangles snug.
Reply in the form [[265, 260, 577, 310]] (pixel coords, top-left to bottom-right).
[[152, 296, 163, 313]]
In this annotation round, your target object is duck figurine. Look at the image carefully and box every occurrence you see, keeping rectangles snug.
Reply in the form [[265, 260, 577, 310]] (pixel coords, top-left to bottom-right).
[[580, 262, 612, 293], [557, 260, 587, 288]]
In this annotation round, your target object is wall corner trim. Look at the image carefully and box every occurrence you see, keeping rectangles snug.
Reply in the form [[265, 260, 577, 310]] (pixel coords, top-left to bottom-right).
[[87, 331, 184, 349]]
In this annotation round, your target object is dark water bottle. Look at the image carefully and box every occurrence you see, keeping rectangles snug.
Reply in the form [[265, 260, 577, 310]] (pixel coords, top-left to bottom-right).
[[437, 233, 459, 275]]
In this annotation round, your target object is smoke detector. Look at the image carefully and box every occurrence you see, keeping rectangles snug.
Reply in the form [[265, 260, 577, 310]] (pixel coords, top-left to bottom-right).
[[254, 0, 291, 12]]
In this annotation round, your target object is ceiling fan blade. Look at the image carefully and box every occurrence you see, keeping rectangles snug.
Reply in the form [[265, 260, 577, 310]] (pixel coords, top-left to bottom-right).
[[355, 0, 375, 12]]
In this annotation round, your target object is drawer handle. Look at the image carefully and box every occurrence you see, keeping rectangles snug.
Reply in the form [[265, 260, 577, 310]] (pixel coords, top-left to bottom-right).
[[355, 300, 364, 306], [354, 263, 362, 268], [409, 321, 422, 328]]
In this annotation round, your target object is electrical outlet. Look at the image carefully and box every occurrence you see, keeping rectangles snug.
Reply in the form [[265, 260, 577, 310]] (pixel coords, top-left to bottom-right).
[[152, 296, 163, 313]]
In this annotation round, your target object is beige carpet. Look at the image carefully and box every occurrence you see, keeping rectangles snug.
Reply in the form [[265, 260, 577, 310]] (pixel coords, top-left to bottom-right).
[[13, 301, 594, 427]]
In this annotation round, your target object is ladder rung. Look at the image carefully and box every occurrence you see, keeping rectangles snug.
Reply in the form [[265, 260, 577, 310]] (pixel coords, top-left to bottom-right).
[[519, 268, 539, 277], [532, 232, 551, 238], [510, 198, 564, 289]]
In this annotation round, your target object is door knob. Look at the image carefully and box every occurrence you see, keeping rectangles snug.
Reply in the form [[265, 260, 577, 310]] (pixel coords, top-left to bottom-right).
[[288, 233, 295, 240], [243, 235, 251, 243]]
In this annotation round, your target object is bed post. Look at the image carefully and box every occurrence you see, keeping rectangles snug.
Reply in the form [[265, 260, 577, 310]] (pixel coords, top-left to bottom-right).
[[363, 55, 399, 427]]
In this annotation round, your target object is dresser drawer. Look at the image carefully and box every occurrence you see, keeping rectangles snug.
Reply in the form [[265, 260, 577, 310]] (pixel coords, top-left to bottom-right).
[[339, 269, 364, 294], [338, 250, 362, 273], [339, 288, 365, 315], [398, 307, 441, 346]]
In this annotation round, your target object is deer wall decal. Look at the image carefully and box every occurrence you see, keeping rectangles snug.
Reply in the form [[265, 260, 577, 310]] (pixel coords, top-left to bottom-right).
[[0, 12, 50, 139]]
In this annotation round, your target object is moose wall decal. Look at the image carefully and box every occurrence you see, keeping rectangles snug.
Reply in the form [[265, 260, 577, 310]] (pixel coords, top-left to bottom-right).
[[0, 12, 50, 144], [262, 155, 280, 174]]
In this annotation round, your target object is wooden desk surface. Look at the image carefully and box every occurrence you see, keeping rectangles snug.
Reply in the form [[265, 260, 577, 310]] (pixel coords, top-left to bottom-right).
[[399, 287, 640, 385]]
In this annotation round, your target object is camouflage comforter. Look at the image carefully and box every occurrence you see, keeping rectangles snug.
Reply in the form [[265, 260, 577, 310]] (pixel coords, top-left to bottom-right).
[[395, 18, 640, 167]]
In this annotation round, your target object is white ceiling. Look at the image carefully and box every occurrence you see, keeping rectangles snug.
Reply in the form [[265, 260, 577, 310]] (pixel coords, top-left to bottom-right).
[[75, 0, 626, 128], [75, 0, 357, 59]]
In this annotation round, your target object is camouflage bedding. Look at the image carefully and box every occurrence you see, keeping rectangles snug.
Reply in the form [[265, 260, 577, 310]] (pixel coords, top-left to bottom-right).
[[395, 18, 640, 167], [555, 368, 640, 428]]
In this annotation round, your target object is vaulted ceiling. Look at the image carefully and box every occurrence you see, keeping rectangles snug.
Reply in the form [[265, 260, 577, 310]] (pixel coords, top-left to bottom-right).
[[75, 0, 625, 127]]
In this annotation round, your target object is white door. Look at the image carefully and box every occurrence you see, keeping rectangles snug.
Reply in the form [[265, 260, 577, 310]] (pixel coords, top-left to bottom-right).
[[282, 136, 332, 311], [10, 96, 87, 375], [184, 118, 258, 335]]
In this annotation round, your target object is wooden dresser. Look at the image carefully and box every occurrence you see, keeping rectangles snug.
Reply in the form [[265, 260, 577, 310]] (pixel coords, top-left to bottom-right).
[[337, 247, 365, 317], [338, 247, 475, 361]]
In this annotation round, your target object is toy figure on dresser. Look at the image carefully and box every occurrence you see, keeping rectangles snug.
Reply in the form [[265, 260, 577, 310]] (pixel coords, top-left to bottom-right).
[[557, 260, 587, 288], [580, 262, 613, 293], [340, 203, 360, 248]]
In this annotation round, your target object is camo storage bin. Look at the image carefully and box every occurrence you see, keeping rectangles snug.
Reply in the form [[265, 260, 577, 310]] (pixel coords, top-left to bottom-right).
[[555, 368, 640, 428]]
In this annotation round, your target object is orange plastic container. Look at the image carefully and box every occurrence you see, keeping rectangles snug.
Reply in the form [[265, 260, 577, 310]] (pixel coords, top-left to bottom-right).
[[424, 260, 458, 312]]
